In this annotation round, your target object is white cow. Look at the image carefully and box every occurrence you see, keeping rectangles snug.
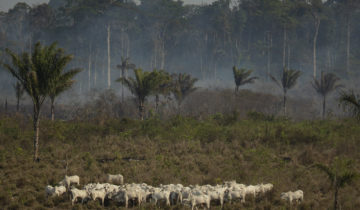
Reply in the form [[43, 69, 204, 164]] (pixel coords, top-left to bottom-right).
[[70, 188, 88, 205], [281, 190, 304, 204], [107, 174, 124, 185]]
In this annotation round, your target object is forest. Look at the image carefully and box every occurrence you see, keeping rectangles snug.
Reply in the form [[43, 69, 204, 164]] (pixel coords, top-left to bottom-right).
[[0, 0, 360, 93], [1, 0, 360, 209]]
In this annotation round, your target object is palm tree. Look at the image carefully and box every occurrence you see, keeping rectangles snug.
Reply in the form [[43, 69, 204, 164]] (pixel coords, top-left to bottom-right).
[[2, 42, 78, 161], [232, 66, 258, 94], [151, 69, 172, 113], [116, 57, 136, 102], [13, 81, 25, 112], [312, 72, 342, 119], [116, 68, 157, 120], [339, 90, 360, 120], [171, 73, 198, 112], [315, 158, 357, 210], [48, 65, 82, 121], [270, 68, 301, 116]]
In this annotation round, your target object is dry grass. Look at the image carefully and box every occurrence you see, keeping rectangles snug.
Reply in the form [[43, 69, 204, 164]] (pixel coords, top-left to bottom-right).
[[0, 89, 358, 209], [0, 113, 359, 209]]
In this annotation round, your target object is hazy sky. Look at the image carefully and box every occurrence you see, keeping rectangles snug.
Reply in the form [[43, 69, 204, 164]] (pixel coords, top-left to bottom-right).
[[0, 0, 217, 12]]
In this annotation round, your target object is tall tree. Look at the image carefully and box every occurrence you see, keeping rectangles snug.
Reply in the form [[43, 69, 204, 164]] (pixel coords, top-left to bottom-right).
[[315, 158, 358, 210], [232, 66, 258, 94], [171, 73, 198, 113], [116, 68, 158, 120], [13, 81, 25, 112], [2, 42, 78, 161], [116, 57, 136, 102], [270, 68, 301, 116], [308, 0, 324, 79], [48, 46, 82, 121], [150, 69, 172, 113], [312, 72, 341, 119]]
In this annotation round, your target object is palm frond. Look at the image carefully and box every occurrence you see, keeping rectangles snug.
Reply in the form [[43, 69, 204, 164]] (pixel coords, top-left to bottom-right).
[[339, 90, 360, 120], [337, 172, 357, 188], [269, 74, 281, 88], [315, 163, 335, 183], [313, 72, 341, 97], [171, 73, 198, 105], [233, 66, 258, 88], [285, 69, 301, 90]]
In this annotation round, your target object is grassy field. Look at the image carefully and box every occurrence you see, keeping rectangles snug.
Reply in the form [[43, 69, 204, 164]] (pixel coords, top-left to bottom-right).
[[0, 112, 359, 210]]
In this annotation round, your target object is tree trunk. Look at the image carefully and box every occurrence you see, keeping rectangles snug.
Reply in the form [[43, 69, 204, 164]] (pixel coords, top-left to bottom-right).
[[139, 100, 144, 121], [5, 98, 7, 113], [107, 24, 111, 89], [346, 14, 351, 75], [287, 44, 291, 68], [126, 34, 130, 57], [121, 81, 124, 102], [200, 54, 204, 80], [94, 49, 98, 87], [88, 43, 92, 91], [51, 98, 55, 121], [16, 96, 20, 112], [322, 95, 326, 119], [160, 38, 165, 70], [283, 91, 287, 116], [33, 107, 40, 162], [266, 31, 272, 80], [283, 26, 287, 68], [313, 16, 320, 79], [334, 187, 339, 210], [121, 67, 125, 102]]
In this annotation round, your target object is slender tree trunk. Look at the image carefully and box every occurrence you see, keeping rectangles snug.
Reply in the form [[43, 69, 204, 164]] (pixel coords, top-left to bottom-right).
[[16, 96, 20, 112], [51, 98, 55, 121], [287, 44, 291, 68], [33, 106, 40, 162], [322, 95, 326, 119], [160, 38, 165, 70], [334, 187, 339, 210], [214, 61, 217, 82], [283, 91, 287, 116], [346, 14, 351, 75], [121, 28, 125, 57], [29, 33, 32, 53], [313, 16, 320, 79], [126, 34, 130, 57], [267, 31, 272, 80], [121, 78, 124, 102], [283, 26, 287, 68], [139, 100, 144, 120], [327, 48, 331, 70], [5, 98, 7, 113], [107, 24, 111, 89], [247, 27, 252, 51], [94, 49, 98, 87], [88, 42, 92, 91], [200, 54, 204, 80]]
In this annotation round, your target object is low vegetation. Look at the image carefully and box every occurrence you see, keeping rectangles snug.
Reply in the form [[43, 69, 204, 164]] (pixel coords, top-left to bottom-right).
[[0, 111, 359, 209]]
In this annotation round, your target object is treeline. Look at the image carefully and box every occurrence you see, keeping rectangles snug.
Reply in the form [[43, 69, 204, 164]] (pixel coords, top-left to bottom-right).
[[0, 0, 360, 93]]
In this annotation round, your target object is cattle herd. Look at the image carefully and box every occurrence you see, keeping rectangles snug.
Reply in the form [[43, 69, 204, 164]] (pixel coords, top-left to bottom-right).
[[45, 174, 304, 209]]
